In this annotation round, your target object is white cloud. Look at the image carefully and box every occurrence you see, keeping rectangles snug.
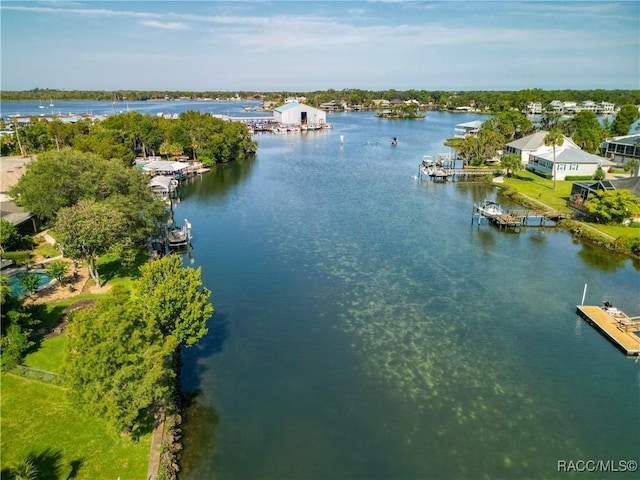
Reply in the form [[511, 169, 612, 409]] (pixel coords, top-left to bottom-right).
[[140, 20, 189, 30]]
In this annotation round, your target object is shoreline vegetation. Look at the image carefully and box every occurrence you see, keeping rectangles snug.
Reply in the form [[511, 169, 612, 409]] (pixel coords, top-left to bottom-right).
[[2, 93, 639, 477]]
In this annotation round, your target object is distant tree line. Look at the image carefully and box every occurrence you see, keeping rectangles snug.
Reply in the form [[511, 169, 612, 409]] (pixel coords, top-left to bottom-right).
[[3, 88, 639, 113], [1, 110, 257, 166]]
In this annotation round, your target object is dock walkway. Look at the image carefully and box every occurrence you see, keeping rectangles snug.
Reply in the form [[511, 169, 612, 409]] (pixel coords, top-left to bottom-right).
[[576, 305, 640, 356]]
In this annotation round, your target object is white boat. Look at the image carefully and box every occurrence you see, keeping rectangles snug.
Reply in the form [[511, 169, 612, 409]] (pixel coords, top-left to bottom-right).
[[166, 219, 192, 249], [476, 200, 504, 218]]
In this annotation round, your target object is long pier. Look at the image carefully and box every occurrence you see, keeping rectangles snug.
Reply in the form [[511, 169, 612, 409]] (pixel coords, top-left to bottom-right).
[[576, 305, 640, 356]]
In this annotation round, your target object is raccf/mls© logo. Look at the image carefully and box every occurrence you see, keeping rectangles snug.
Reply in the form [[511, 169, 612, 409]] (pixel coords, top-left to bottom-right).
[[557, 459, 638, 473]]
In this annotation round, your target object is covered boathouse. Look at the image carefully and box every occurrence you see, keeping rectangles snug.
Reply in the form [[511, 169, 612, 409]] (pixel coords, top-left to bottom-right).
[[273, 102, 327, 127]]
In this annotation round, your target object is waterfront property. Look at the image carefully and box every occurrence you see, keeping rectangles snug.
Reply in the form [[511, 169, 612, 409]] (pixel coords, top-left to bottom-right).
[[273, 101, 327, 128], [600, 134, 640, 169], [454, 120, 482, 138], [527, 146, 616, 180], [568, 176, 640, 215], [504, 131, 579, 167]]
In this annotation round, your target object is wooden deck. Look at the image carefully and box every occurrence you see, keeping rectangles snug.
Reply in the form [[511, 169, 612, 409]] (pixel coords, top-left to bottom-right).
[[576, 305, 640, 356]]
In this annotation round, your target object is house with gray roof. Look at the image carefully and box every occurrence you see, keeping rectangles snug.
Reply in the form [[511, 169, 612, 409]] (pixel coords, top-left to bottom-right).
[[504, 131, 579, 166], [527, 145, 616, 180], [600, 134, 640, 168]]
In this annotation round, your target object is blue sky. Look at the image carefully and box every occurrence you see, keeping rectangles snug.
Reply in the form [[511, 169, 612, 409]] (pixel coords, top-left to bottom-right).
[[1, 1, 638, 91]]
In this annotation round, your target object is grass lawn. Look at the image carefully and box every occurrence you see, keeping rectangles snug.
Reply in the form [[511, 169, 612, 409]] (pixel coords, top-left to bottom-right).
[[0, 373, 151, 480], [502, 170, 574, 212], [503, 170, 640, 242], [23, 335, 67, 374]]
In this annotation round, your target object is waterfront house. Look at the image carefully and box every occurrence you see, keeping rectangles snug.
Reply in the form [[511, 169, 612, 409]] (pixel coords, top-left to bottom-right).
[[600, 134, 640, 170], [454, 120, 482, 138], [141, 160, 190, 180], [504, 131, 579, 167], [273, 102, 327, 126], [527, 145, 616, 180], [568, 176, 640, 216]]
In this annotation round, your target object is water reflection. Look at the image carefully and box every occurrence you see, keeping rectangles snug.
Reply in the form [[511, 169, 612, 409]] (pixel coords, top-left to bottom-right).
[[578, 243, 630, 271], [179, 157, 257, 200]]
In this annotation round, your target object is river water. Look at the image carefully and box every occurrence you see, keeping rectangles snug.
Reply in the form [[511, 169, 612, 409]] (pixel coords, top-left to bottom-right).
[[2, 101, 639, 479]]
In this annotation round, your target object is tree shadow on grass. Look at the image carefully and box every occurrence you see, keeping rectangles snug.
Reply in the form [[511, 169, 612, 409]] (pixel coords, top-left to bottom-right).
[[25, 303, 68, 353], [0, 448, 83, 480], [96, 248, 148, 285]]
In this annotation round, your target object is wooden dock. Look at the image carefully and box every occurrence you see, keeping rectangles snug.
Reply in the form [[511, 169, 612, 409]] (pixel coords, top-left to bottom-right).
[[576, 305, 640, 356]]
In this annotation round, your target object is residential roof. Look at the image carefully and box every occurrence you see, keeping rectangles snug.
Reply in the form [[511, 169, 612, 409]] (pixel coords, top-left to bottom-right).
[[142, 161, 189, 172], [274, 102, 303, 113], [610, 176, 640, 197], [535, 146, 616, 165], [456, 120, 482, 129], [605, 134, 640, 146], [506, 131, 551, 150], [574, 177, 640, 198]]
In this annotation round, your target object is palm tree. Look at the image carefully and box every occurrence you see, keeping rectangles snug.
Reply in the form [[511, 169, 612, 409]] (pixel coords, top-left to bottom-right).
[[544, 129, 564, 190]]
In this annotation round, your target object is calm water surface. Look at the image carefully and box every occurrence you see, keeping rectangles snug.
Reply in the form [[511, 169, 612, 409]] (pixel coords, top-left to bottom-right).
[[3, 102, 638, 478], [172, 112, 639, 479]]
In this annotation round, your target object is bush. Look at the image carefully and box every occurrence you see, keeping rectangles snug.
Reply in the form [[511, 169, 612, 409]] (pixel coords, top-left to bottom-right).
[[614, 236, 640, 256], [0, 219, 22, 252], [525, 167, 552, 180], [2, 251, 33, 267], [1, 323, 33, 368], [564, 176, 594, 181]]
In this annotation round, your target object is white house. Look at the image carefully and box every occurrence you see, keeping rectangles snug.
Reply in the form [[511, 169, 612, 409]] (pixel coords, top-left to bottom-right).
[[504, 131, 579, 166], [273, 102, 327, 126], [527, 145, 616, 180], [454, 120, 482, 138], [141, 161, 190, 179]]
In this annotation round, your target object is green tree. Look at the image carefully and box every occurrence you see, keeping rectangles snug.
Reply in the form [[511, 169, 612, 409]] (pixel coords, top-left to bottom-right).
[[586, 190, 640, 224], [482, 111, 533, 141], [500, 154, 522, 178], [64, 286, 174, 436], [135, 254, 213, 347], [0, 275, 11, 305], [0, 218, 22, 252], [54, 200, 128, 287], [9, 456, 38, 480], [593, 166, 606, 181], [625, 158, 639, 176], [9, 149, 107, 222], [610, 104, 640, 136], [563, 111, 602, 153], [1, 323, 32, 367], [45, 261, 69, 285], [17, 272, 41, 299], [544, 129, 564, 190], [9, 148, 163, 227]]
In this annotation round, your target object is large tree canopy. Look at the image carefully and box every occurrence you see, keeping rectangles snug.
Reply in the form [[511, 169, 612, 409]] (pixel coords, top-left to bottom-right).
[[9, 148, 163, 225], [64, 286, 174, 436], [610, 104, 640, 136], [586, 190, 640, 224], [65, 257, 213, 435], [135, 254, 213, 347], [54, 200, 128, 287]]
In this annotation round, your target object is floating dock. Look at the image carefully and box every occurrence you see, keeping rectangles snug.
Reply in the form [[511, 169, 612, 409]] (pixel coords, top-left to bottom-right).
[[576, 305, 640, 356]]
